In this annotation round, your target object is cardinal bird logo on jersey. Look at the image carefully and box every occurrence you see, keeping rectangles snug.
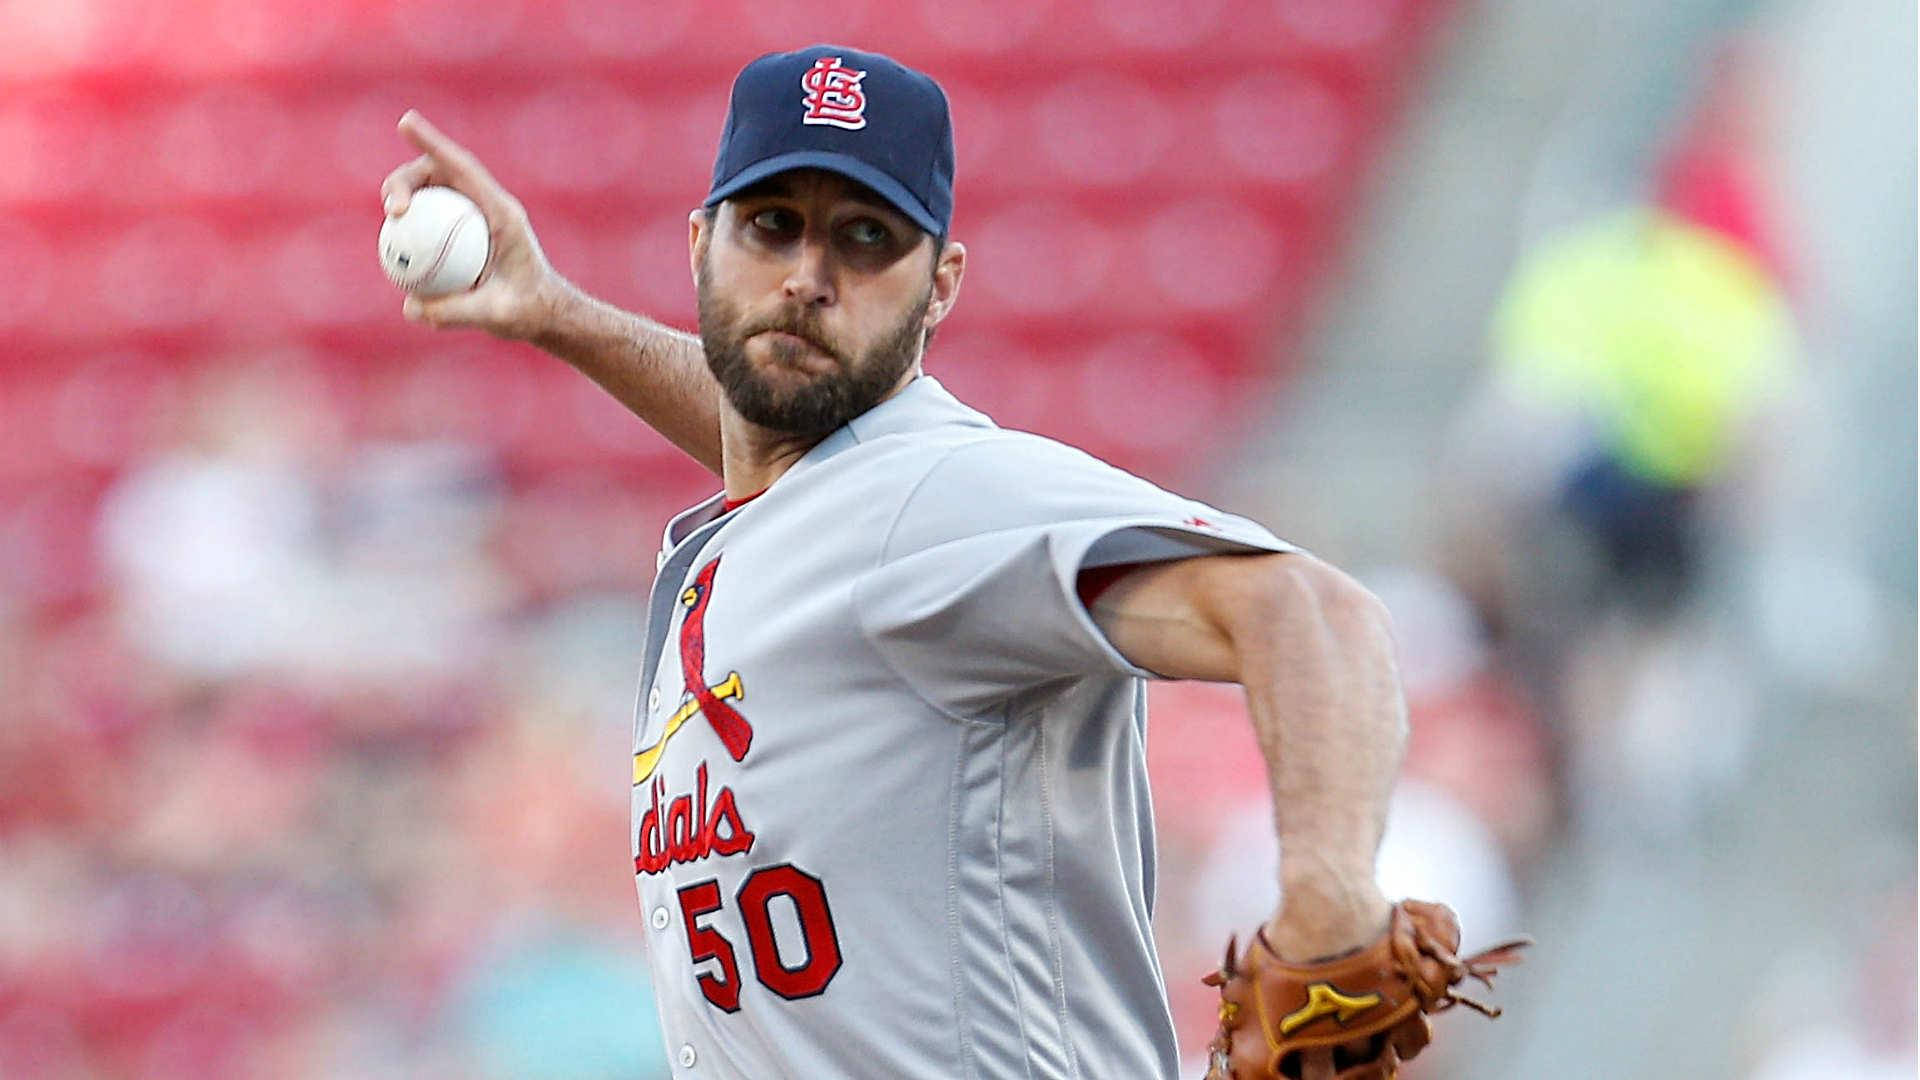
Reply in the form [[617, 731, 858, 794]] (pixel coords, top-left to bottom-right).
[[633, 555, 758, 875], [633, 555, 754, 785]]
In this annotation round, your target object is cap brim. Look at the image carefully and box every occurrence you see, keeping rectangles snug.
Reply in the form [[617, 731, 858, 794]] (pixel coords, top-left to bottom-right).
[[705, 150, 943, 238]]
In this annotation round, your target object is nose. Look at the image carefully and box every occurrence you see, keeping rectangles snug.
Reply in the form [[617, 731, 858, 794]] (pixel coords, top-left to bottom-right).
[[781, 237, 835, 307]]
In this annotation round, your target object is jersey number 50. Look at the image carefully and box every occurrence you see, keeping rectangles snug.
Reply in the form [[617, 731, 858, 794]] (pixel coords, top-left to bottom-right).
[[675, 863, 843, 1011]]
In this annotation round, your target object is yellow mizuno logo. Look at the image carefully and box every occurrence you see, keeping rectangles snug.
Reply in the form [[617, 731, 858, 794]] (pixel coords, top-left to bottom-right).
[[633, 671, 744, 784], [1279, 983, 1382, 1036]]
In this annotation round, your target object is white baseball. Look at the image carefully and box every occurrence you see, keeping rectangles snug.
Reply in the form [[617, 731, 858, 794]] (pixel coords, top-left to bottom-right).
[[378, 186, 489, 296]]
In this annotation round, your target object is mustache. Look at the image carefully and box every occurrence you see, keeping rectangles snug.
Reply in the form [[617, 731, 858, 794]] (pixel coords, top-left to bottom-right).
[[740, 310, 839, 358]]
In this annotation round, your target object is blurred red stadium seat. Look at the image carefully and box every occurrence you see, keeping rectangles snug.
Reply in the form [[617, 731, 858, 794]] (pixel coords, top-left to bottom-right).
[[609, 213, 704, 320], [1276, 0, 1408, 57], [0, 3, 106, 81], [633, 88, 738, 198], [0, 93, 110, 205], [153, 87, 297, 202], [939, 82, 1011, 195], [47, 352, 181, 472], [502, 82, 650, 195], [738, 0, 883, 53], [970, 202, 1119, 316], [565, 374, 687, 467], [96, 216, 234, 332], [0, 479, 109, 605], [0, 220, 55, 332], [211, 0, 347, 70], [1213, 70, 1353, 193], [267, 212, 396, 329], [0, 1004, 90, 1078], [1030, 73, 1175, 187], [1141, 199, 1284, 311], [1092, 0, 1234, 52], [561, 0, 702, 59], [386, 0, 525, 65], [364, 346, 539, 449], [912, 0, 1057, 53], [1070, 331, 1236, 456]]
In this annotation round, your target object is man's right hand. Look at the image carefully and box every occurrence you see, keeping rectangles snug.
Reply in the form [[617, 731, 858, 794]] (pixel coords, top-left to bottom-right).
[[379, 110, 571, 340], [380, 110, 724, 474]]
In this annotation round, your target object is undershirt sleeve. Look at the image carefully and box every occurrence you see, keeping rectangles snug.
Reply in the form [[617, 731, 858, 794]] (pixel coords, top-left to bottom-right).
[[1076, 562, 1142, 610]]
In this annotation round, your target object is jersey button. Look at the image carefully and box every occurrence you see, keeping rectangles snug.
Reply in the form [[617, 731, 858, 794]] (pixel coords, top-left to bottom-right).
[[677, 1044, 697, 1068], [650, 906, 670, 930], [648, 687, 662, 712]]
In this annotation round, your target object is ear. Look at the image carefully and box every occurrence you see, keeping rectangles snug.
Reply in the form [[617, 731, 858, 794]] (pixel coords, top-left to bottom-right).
[[924, 239, 967, 334], [688, 207, 711, 288]]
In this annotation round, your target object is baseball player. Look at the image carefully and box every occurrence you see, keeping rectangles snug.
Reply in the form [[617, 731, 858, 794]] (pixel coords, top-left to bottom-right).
[[382, 45, 1523, 1080]]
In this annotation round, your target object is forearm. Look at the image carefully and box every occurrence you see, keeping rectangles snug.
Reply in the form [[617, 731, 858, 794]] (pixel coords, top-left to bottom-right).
[[528, 281, 724, 476], [1235, 561, 1403, 957], [1089, 552, 1405, 954]]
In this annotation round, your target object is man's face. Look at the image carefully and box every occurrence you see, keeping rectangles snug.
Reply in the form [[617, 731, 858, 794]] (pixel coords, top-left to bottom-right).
[[694, 170, 940, 438]]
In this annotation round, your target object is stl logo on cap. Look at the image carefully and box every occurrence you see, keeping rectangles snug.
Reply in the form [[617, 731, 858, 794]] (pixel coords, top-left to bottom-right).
[[800, 56, 868, 130]]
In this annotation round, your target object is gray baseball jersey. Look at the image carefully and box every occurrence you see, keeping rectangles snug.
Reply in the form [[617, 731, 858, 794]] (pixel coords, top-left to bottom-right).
[[631, 375, 1292, 1079]]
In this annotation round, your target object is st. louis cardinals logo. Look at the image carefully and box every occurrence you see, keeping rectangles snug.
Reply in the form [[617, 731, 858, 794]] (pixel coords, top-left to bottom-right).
[[633, 555, 758, 876], [800, 56, 868, 130], [632, 558, 844, 1008], [633, 556, 753, 784]]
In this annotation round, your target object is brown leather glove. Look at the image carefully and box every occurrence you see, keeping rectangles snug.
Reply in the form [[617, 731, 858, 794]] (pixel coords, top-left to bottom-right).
[[1201, 899, 1530, 1079]]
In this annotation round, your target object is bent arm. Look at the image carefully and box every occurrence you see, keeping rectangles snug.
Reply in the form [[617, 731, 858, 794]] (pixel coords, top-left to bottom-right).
[[382, 111, 724, 475], [525, 283, 723, 476], [1089, 551, 1403, 959]]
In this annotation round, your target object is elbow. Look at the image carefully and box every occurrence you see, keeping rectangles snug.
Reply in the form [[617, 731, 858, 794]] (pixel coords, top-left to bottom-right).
[[1267, 555, 1396, 643], [1253, 555, 1408, 735]]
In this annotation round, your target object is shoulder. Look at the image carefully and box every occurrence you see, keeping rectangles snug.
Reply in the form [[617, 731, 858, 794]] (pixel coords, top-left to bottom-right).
[[837, 376, 1159, 503], [914, 430, 1174, 508], [875, 429, 1223, 559]]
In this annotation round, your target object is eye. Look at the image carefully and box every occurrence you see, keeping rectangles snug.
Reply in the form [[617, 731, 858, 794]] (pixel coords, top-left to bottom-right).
[[749, 207, 799, 234], [842, 218, 892, 247]]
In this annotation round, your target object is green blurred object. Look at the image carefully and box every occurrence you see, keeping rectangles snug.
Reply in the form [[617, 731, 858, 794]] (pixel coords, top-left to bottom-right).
[[451, 928, 669, 1080], [1493, 208, 1795, 487]]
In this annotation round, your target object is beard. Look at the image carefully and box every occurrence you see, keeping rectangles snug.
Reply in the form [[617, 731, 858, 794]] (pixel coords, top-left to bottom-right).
[[697, 265, 930, 439]]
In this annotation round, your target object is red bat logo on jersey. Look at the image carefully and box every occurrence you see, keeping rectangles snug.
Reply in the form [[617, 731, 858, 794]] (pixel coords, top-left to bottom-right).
[[679, 557, 753, 759], [632, 556, 753, 785], [800, 57, 868, 130]]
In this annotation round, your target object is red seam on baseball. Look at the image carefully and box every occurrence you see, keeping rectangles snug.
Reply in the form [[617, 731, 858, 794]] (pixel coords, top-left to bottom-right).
[[418, 208, 470, 289]]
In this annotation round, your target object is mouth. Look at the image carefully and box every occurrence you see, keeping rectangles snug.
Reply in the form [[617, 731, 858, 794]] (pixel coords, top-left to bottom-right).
[[752, 330, 838, 372]]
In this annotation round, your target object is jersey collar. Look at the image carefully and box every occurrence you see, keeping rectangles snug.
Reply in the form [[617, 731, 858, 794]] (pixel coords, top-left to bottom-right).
[[841, 374, 995, 445], [663, 375, 994, 546]]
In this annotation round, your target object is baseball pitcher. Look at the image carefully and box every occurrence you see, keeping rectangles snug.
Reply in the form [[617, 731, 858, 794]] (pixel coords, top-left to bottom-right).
[[381, 44, 1525, 1080]]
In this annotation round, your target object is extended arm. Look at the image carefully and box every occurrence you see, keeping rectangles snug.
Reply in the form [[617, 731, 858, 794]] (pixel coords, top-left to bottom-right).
[[380, 111, 724, 475], [1088, 551, 1403, 960]]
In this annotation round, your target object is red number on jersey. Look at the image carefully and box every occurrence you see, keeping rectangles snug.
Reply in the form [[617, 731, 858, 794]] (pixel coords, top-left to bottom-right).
[[676, 878, 742, 1012], [736, 863, 843, 1000]]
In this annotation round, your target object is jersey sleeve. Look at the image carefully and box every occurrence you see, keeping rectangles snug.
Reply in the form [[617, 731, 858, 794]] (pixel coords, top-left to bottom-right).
[[853, 435, 1297, 718]]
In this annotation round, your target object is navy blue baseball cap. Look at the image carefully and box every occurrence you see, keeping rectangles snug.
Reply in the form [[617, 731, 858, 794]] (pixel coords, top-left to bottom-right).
[[706, 45, 954, 238]]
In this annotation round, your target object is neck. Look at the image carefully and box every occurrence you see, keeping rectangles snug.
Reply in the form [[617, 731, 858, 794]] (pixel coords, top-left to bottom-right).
[[717, 367, 923, 502], [718, 415, 823, 502]]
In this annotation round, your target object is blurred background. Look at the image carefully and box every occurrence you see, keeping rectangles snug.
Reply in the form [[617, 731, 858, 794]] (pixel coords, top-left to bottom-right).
[[0, 0, 1911, 1077]]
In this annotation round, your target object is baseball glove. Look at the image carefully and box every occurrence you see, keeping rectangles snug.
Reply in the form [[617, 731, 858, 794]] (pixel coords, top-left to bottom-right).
[[1200, 899, 1529, 1080]]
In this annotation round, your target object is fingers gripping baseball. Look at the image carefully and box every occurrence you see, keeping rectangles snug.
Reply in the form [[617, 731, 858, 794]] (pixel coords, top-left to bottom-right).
[[380, 110, 559, 338]]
